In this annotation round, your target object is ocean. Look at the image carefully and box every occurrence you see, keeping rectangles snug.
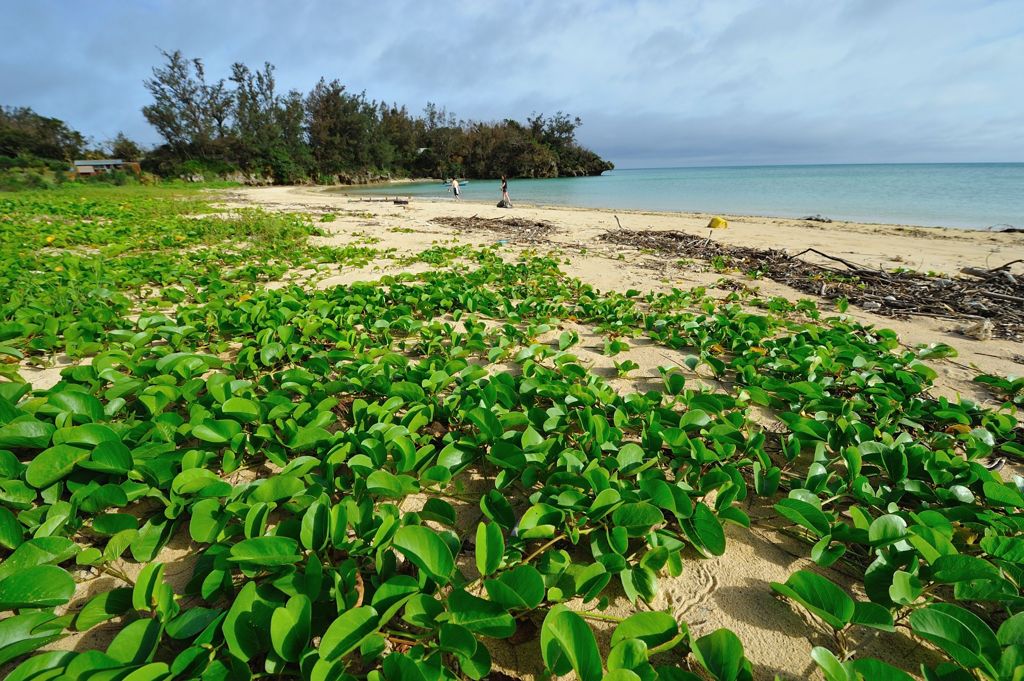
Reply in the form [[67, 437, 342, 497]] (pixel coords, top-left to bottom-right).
[[346, 163, 1024, 230]]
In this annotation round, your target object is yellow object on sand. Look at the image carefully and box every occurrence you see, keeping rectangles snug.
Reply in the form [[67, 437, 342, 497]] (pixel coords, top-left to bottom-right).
[[708, 216, 728, 229]]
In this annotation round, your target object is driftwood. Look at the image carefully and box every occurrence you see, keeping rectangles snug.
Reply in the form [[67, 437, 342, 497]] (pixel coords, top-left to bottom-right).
[[598, 229, 1024, 341], [430, 215, 556, 243]]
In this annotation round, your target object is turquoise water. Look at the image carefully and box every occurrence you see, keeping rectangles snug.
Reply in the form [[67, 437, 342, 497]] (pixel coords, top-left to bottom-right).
[[348, 163, 1024, 230]]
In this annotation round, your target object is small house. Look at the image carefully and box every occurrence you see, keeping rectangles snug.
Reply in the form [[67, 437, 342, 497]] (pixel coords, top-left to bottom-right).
[[71, 159, 140, 178]]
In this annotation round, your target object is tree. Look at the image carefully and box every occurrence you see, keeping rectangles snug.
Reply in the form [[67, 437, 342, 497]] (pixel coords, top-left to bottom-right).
[[379, 103, 419, 172], [108, 132, 143, 161], [274, 90, 311, 183], [135, 50, 613, 182], [305, 79, 390, 178], [142, 50, 232, 157], [230, 61, 279, 172], [0, 106, 86, 161]]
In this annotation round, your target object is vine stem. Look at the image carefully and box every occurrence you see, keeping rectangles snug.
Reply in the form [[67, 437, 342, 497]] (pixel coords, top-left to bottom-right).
[[464, 527, 595, 592], [577, 610, 624, 623], [522, 527, 595, 566], [648, 632, 687, 656]]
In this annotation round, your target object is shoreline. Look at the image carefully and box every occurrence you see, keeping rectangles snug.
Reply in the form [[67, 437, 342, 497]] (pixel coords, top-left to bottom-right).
[[335, 183, 1022, 233], [334, 187, 1024, 241]]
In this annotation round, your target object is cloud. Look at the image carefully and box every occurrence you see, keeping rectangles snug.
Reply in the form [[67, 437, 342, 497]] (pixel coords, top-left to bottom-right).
[[1, 0, 1021, 165]]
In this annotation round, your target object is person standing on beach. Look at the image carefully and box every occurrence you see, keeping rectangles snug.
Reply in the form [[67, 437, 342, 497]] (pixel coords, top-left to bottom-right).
[[500, 175, 512, 207], [449, 177, 461, 201]]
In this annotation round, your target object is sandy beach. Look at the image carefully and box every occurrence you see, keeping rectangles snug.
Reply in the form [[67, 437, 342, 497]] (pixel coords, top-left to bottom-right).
[[221, 185, 1024, 400], [182, 185, 1019, 678], [13, 185, 1022, 681]]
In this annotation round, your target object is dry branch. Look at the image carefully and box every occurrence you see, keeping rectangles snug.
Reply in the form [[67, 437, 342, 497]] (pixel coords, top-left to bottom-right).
[[598, 229, 1024, 341]]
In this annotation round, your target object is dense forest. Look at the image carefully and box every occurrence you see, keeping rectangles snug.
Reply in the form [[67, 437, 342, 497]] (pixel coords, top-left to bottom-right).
[[0, 50, 613, 184]]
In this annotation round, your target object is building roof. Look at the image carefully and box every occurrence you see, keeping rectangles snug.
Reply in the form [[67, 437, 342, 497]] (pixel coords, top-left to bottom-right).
[[73, 159, 124, 166]]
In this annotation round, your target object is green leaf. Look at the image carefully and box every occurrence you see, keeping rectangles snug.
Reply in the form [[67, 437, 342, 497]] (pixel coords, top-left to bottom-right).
[[774, 498, 830, 537], [610, 611, 680, 649], [132, 562, 165, 612], [74, 588, 132, 631], [0, 506, 23, 550], [612, 502, 664, 537], [80, 441, 133, 475], [319, 606, 379, 661], [228, 536, 302, 567], [0, 419, 54, 449], [616, 443, 647, 473], [271, 595, 312, 662], [0, 537, 78, 581], [439, 622, 477, 657], [467, 407, 503, 442], [608, 638, 648, 672], [932, 555, 1001, 584], [691, 628, 747, 681], [540, 605, 602, 681], [771, 570, 854, 630], [753, 461, 781, 496], [48, 392, 104, 423], [850, 601, 895, 632], [0, 613, 67, 666], [868, 514, 907, 547], [849, 658, 916, 681], [300, 498, 329, 551], [222, 582, 269, 661], [484, 565, 545, 610], [475, 522, 504, 577], [389, 381, 425, 402], [684, 502, 726, 556], [909, 603, 999, 674], [983, 481, 1024, 508], [251, 475, 305, 503], [392, 525, 455, 584], [480, 489, 516, 529], [165, 607, 221, 640], [366, 470, 412, 498], [980, 535, 1024, 563], [192, 418, 242, 444], [370, 576, 420, 623], [24, 444, 90, 488], [997, 612, 1024, 646], [810, 646, 852, 681], [0, 564, 75, 609], [448, 589, 516, 638], [221, 397, 260, 422], [889, 571, 923, 606], [171, 468, 231, 497], [106, 618, 161, 665]]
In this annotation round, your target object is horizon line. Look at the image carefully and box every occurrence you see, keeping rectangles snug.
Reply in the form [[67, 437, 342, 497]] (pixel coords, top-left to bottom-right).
[[610, 161, 1024, 171]]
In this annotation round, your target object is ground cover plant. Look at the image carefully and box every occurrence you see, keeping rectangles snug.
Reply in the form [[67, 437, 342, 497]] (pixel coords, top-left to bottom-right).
[[1, 185, 1023, 680]]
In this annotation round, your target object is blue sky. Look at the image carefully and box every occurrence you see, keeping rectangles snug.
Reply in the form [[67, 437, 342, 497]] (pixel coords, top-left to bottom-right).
[[2, 0, 1022, 167]]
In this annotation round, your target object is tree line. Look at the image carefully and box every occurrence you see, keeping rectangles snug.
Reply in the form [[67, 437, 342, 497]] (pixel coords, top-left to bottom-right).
[[1, 50, 614, 183]]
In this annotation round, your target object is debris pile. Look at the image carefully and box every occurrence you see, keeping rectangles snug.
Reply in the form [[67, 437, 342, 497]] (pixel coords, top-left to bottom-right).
[[431, 215, 556, 243], [599, 229, 1024, 341]]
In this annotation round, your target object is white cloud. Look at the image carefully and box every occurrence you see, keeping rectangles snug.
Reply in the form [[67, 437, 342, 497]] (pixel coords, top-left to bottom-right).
[[2, 0, 1021, 165]]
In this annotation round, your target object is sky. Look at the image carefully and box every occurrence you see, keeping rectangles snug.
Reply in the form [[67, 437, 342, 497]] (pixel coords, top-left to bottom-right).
[[2, 0, 1022, 168]]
